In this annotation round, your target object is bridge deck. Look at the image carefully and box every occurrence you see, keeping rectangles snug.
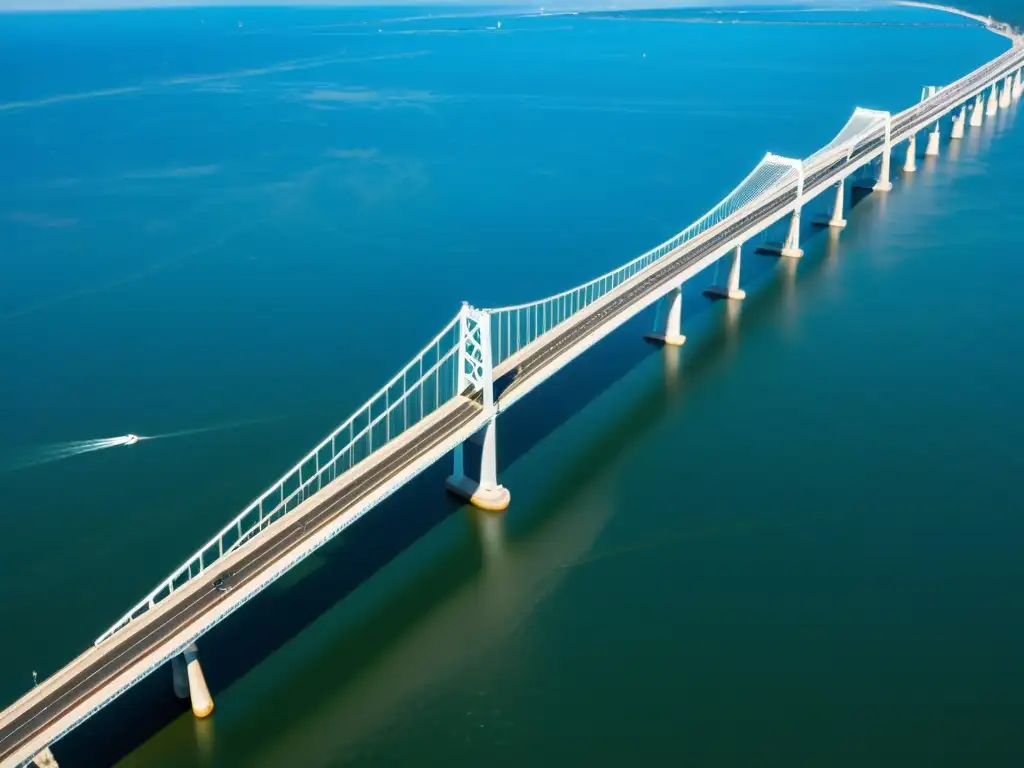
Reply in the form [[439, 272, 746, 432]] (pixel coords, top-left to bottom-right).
[[0, 395, 484, 767]]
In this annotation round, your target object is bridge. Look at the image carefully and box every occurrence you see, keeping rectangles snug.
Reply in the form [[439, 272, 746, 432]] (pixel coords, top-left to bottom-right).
[[3, 17, 1024, 768]]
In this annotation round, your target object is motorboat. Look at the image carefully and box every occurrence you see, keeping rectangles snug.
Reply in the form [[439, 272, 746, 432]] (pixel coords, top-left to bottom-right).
[[125, 434, 140, 446]]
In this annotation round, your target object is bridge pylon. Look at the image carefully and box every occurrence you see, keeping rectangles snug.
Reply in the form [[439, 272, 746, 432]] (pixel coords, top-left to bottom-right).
[[446, 305, 510, 511]]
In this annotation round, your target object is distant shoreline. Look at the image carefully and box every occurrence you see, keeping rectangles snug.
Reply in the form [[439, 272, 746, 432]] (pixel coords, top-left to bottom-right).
[[898, 1, 1019, 39]]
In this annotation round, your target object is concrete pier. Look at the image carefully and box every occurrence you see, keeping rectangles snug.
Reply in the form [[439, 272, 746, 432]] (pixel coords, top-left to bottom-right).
[[757, 209, 804, 258], [828, 179, 847, 229], [903, 135, 917, 172], [1013, 69, 1022, 101], [986, 83, 999, 116], [645, 285, 687, 345], [704, 245, 746, 300], [446, 419, 510, 511], [925, 124, 941, 156], [951, 106, 966, 139], [999, 76, 1012, 108], [873, 141, 893, 192], [32, 747, 59, 768], [970, 93, 985, 127], [183, 644, 214, 718]]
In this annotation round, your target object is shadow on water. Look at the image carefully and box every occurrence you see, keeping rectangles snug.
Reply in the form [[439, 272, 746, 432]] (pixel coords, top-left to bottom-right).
[[51, 146, 949, 766]]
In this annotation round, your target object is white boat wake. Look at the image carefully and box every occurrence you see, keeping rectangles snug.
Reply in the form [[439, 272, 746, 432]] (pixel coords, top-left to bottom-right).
[[3, 417, 275, 472], [4, 435, 139, 471]]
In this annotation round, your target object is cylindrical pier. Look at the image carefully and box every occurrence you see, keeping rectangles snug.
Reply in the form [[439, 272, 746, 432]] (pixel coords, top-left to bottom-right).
[[986, 83, 999, 116], [999, 76, 1012, 109], [828, 179, 847, 229], [704, 245, 746, 300], [903, 135, 917, 173], [970, 94, 985, 127], [183, 644, 214, 718], [951, 106, 966, 140], [446, 419, 511, 511], [924, 124, 940, 157], [645, 286, 686, 346]]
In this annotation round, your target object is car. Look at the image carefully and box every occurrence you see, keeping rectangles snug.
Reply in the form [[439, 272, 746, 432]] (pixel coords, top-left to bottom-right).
[[213, 571, 235, 593]]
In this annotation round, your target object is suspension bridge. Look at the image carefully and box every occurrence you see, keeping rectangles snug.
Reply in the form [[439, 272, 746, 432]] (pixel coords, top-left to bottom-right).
[[3, 18, 1024, 768]]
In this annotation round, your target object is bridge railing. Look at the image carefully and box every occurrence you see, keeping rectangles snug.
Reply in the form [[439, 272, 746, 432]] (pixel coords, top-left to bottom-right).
[[484, 153, 800, 372], [95, 308, 471, 646]]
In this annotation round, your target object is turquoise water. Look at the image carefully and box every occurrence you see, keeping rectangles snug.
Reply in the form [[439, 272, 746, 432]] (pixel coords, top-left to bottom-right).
[[2, 4, 1023, 766]]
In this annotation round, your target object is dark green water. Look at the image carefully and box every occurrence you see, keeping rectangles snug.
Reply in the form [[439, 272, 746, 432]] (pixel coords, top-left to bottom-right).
[[2, 4, 1023, 766]]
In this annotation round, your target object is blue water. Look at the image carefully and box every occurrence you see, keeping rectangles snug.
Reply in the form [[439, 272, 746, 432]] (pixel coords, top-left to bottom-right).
[[2, 4, 1023, 766]]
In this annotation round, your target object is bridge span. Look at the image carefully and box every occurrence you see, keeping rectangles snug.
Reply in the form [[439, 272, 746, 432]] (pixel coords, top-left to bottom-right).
[[2, 18, 1024, 768]]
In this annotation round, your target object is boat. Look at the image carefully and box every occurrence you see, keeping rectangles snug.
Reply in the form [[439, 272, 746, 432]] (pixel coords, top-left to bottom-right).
[[125, 434, 139, 446]]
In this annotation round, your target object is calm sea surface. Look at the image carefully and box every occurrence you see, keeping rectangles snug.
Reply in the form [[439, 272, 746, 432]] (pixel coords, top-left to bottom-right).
[[1, 3, 1023, 766]]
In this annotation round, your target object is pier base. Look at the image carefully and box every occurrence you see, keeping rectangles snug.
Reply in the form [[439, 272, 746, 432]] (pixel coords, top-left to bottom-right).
[[446, 420, 510, 512], [183, 644, 214, 718], [925, 128, 940, 157], [32, 748, 59, 768], [445, 475, 512, 511], [986, 86, 999, 116]]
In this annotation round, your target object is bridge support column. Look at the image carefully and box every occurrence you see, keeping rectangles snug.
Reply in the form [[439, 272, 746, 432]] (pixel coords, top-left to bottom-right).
[[32, 748, 59, 768], [951, 106, 966, 140], [780, 208, 804, 257], [182, 644, 214, 718], [986, 83, 999, 116], [903, 135, 917, 173], [446, 419, 510, 511], [171, 654, 189, 699], [704, 245, 746, 300], [970, 93, 985, 127], [999, 76, 1012, 109], [646, 285, 686, 345], [925, 123, 940, 157], [827, 179, 846, 229], [1013, 69, 1022, 101], [873, 144, 892, 193]]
